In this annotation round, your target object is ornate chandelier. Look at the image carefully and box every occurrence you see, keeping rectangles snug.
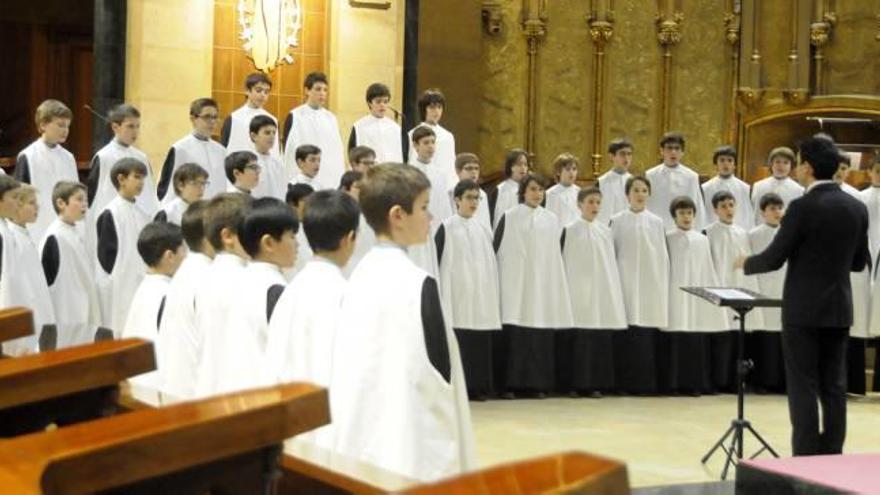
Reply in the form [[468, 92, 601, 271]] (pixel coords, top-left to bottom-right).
[[238, 0, 302, 72]]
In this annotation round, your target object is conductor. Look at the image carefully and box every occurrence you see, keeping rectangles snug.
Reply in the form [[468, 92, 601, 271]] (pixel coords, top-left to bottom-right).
[[735, 137, 870, 456]]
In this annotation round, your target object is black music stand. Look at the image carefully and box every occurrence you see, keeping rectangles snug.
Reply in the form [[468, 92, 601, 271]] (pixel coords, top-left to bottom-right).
[[681, 287, 781, 480]]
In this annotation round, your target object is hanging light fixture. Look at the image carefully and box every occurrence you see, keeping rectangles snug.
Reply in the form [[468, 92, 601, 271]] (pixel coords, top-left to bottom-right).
[[238, 0, 302, 72]]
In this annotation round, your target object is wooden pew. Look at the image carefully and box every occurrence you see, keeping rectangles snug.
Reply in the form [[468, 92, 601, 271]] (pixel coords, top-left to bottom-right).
[[0, 382, 329, 494], [0, 338, 154, 437], [0, 307, 34, 348]]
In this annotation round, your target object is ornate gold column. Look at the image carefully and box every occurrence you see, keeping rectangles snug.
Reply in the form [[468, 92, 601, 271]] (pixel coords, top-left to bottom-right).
[[784, 0, 811, 106], [723, 2, 740, 145], [521, 0, 547, 159], [587, 1, 614, 178], [656, 1, 683, 134], [810, 0, 836, 95], [737, 0, 762, 108]]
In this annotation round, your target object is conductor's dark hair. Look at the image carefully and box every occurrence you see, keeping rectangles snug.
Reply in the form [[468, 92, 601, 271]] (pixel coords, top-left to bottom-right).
[[504, 148, 530, 177], [204, 192, 253, 250], [349, 145, 375, 165], [359, 163, 430, 235], [0, 175, 21, 200], [181, 199, 210, 252], [51, 181, 87, 213], [286, 183, 314, 207], [669, 195, 696, 217], [365, 82, 391, 103], [577, 186, 602, 203], [137, 221, 183, 268], [453, 179, 481, 199], [240, 197, 299, 258], [713, 145, 737, 164], [245, 72, 272, 90], [110, 158, 148, 189], [295, 144, 322, 162], [249, 114, 276, 134], [813, 132, 835, 143], [224, 151, 257, 183], [758, 192, 784, 212], [304, 71, 328, 89], [189, 98, 218, 117], [303, 190, 360, 252], [411, 125, 435, 144], [659, 131, 686, 150], [625, 175, 651, 195], [172, 163, 209, 195], [339, 171, 363, 192], [417, 89, 445, 122], [517, 173, 548, 203], [799, 137, 842, 180], [711, 190, 736, 208], [607, 138, 634, 155], [108, 104, 140, 125]]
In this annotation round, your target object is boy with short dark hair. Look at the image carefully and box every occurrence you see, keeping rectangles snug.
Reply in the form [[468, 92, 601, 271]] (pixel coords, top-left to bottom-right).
[[249, 115, 286, 200], [122, 221, 186, 388], [155, 163, 209, 225], [489, 149, 529, 229], [645, 132, 705, 229], [283, 72, 345, 187], [348, 145, 376, 174], [347, 82, 403, 163], [225, 150, 260, 195], [290, 144, 323, 190], [750, 146, 804, 223], [331, 163, 474, 481], [449, 153, 490, 230], [286, 182, 314, 275], [220, 72, 281, 158], [545, 152, 581, 226], [157, 97, 227, 203], [95, 158, 152, 336], [408, 125, 451, 277], [339, 170, 363, 201], [597, 138, 634, 225], [701, 145, 754, 229], [408, 89, 457, 185]]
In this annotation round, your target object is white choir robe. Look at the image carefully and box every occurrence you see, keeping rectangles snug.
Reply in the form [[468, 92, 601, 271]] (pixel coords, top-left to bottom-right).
[[156, 251, 212, 400], [562, 218, 627, 330], [283, 104, 345, 186], [15, 139, 79, 240], [408, 122, 458, 186], [290, 228, 313, 276], [750, 176, 804, 223], [701, 175, 755, 230], [0, 220, 13, 310], [1, 223, 56, 355], [252, 151, 287, 200], [266, 257, 346, 448], [490, 178, 519, 230], [645, 163, 706, 230], [220, 104, 281, 159], [157, 133, 227, 205], [748, 223, 786, 331], [665, 229, 729, 332], [545, 184, 581, 228], [330, 244, 475, 481], [95, 197, 150, 335], [39, 218, 101, 348], [88, 139, 160, 220], [447, 187, 491, 232], [342, 214, 376, 279], [611, 209, 669, 328], [121, 273, 171, 389], [705, 221, 765, 330], [841, 183, 872, 339], [596, 169, 631, 226], [349, 115, 403, 163], [289, 172, 324, 191], [154, 197, 189, 225], [857, 186, 880, 262], [408, 159, 453, 279]]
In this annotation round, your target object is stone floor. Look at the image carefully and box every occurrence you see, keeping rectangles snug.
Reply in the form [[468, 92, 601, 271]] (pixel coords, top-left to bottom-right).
[[470, 393, 880, 488]]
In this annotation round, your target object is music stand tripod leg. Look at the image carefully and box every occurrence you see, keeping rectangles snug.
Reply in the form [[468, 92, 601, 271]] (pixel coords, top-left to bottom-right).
[[701, 423, 735, 464], [744, 422, 780, 458], [720, 424, 741, 480]]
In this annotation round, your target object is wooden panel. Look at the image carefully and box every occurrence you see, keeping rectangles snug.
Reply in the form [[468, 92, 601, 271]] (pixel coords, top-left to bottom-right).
[[0, 307, 35, 345]]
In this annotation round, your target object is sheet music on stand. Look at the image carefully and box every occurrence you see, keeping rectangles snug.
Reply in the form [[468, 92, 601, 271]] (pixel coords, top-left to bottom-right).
[[681, 287, 782, 309]]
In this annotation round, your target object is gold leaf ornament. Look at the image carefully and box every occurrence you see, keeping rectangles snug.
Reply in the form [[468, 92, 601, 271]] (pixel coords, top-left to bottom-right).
[[238, 0, 302, 72]]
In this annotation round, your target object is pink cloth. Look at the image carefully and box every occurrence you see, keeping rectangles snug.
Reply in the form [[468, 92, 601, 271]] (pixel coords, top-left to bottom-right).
[[742, 454, 880, 494]]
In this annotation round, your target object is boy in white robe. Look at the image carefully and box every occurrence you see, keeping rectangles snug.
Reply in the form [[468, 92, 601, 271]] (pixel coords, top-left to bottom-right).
[[348, 145, 377, 175], [748, 192, 786, 391], [156, 200, 214, 399], [701, 145, 754, 230], [339, 172, 377, 278], [154, 164, 208, 225], [561, 187, 627, 396], [40, 181, 101, 348], [283, 72, 345, 187], [157, 98, 227, 203], [750, 146, 804, 223], [347, 82, 403, 163], [408, 125, 451, 279], [122, 222, 186, 389], [664, 196, 729, 395], [285, 184, 314, 276], [865, 157, 880, 391], [224, 151, 260, 196], [705, 190, 764, 391], [220, 72, 281, 159], [645, 132, 706, 230], [610, 176, 668, 394], [436, 180, 502, 400], [193, 193, 253, 397], [95, 158, 151, 336], [14, 99, 78, 241], [597, 138, 634, 225], [266, 190, 359, 448], [4, 185, 56, 355], [448, 153, 490, 231], [544, 153, 581, 227], [494, 173, 573, 397], [204, 197, 298, 395], [0, 177, 21, 308], [489, 149, 529, 229], [289, 144, 324, 190], [330, 163, 474, 481], [407, 89, 457, 186], [249, 115, 287, 201]]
